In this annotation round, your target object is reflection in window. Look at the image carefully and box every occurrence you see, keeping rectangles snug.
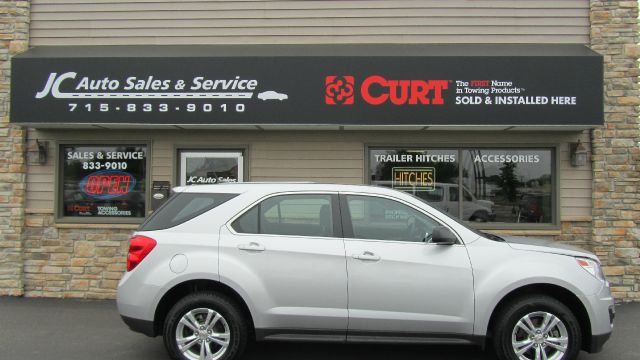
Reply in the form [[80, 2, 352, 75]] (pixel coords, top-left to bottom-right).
[[462, 149, 553, 223], [233, 194, 334, 237], [368, 148, 554, 225], [346, 195, 439, 242], [61, 144, 147, 218], [369, 149, 459, 218]]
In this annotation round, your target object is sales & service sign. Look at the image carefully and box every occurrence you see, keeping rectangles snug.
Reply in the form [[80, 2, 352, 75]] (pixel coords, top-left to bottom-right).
[[62, 145, 147, 218], [11, 52, 603, 126]]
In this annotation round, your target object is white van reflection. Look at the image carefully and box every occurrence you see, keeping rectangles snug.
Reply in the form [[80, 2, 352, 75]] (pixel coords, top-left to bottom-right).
[[374, 181, 496, 222]]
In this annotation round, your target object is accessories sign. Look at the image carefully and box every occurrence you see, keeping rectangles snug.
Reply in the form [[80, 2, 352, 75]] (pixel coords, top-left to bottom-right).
[[11, 46, 603, 127]]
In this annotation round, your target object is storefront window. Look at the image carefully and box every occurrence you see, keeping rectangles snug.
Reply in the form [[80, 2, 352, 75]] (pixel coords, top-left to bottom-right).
[[369, 148, 554, 226], [369, 149, 459, 218], [61, 144, 147, 218], [462, 149, 553, 224]]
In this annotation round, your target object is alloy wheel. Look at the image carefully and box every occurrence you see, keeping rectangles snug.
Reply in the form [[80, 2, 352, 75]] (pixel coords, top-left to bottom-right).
[[175, 308, 231, 360], [511, 311, 569, 360]]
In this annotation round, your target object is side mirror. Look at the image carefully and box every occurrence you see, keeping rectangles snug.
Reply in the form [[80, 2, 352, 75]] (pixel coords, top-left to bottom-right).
[[431, 226, 458, 245]]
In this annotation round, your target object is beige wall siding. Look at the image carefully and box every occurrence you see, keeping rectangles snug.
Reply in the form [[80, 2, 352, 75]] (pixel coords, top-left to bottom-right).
[[30, 0, 590, 46], [25, 129, 592, 222]]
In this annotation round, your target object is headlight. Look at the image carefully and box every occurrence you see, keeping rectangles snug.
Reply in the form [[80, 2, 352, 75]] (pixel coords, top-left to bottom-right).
[[576, 257, 606, 282]]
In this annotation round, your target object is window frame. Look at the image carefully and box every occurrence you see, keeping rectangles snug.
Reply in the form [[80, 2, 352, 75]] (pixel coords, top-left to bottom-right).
[[339, 192, 462, 245], [177, 149, 245, 186], [172, 144, 249, 189], [55, 140, 151, 224], [365, 145, 560, 230], [227, 191, 343, 239]]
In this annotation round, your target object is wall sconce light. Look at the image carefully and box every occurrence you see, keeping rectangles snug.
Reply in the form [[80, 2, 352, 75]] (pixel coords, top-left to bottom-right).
[[36, 139, 49, 165], [571, 140, 588, 167]]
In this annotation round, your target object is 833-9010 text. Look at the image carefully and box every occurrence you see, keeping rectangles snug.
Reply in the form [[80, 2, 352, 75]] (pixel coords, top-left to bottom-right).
[[67, 103, 246, 113]]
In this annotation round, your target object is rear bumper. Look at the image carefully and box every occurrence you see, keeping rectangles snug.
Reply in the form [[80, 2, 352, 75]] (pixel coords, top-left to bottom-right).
[[121, 315, 156, 337]]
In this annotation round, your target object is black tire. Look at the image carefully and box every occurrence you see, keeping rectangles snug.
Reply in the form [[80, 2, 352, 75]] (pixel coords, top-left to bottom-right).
[[163, 292, 248, 360], [492, 295, 581, 360]]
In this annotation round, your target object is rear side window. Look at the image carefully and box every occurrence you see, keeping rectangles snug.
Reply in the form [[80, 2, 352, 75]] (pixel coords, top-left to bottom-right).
[[231, 205, 259, 234], [140, 193, 238, 231], [231, 194, 337, 237]]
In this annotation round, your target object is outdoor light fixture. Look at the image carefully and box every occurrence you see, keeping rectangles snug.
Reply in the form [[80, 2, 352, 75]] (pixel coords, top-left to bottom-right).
[[36, 139, 49, 165], [571, 140, 588, 167]]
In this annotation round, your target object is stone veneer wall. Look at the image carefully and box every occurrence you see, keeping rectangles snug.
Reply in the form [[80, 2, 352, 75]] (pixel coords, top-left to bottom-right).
[[590, 1, 640, 300], [23, 211, 134, 298], [0, 1, 29, 296]]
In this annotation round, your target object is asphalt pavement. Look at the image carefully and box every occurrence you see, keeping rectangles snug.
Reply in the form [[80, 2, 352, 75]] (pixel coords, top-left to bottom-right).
[[0, 297, 637, 360]]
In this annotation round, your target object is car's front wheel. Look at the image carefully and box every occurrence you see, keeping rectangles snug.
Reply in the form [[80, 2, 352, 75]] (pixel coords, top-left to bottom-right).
[[493, 295, 581, 360], [163, 292, 248, 360]]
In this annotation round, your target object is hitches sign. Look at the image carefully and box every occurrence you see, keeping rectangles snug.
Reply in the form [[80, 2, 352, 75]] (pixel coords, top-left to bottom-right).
[[392, 167, 436, 192], [11, 53, 603, 126]]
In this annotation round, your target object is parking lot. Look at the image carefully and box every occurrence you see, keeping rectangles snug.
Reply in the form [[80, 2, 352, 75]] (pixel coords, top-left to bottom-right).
[[0, 297, 637, 360]]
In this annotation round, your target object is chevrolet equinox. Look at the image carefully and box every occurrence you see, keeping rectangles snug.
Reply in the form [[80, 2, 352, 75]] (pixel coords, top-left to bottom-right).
[[117, 183, 614, 360]]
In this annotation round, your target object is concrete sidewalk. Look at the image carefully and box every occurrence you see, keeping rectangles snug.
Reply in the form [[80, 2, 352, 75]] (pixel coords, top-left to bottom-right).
[[0, 297, 637, 360]]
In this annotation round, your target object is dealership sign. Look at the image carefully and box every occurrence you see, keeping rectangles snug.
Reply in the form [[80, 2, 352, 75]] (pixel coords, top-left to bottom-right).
[[11, 46, 603, 126]]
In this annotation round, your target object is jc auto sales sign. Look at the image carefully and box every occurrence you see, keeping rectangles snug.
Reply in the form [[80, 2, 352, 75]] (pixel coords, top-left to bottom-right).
[[11, 54, 603, 126]]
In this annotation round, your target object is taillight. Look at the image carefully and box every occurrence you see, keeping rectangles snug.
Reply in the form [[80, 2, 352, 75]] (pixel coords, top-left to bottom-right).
[[127, 235, 157, 272]]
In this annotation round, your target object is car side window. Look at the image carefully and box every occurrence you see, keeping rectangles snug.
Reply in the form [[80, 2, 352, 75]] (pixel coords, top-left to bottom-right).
[[463, 189, 473, 202], [418, 186, 443, 202], [231, 194, 336, 237], [231, 205, 259, 234], [449, 187, 459, 202], [344, 195, 440, 243]]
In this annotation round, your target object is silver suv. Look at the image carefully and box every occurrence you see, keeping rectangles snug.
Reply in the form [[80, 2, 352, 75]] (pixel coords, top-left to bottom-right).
[[117, 183, 614, 360]]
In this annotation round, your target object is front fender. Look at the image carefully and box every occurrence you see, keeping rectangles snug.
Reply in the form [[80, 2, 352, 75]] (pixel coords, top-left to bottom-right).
[[468, 240, 602, 336]]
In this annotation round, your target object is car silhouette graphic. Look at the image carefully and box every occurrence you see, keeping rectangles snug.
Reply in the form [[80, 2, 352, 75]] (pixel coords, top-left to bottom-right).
[[257, 91, 288, 101]]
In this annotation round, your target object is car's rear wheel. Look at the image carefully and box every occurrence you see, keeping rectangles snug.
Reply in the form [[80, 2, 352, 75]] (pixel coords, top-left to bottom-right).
[[164, 292, 248, 360], [493, 295, 581, 360]]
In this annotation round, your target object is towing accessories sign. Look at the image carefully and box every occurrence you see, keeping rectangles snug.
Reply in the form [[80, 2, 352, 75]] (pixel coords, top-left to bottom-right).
[[11, 47, 603, 126]]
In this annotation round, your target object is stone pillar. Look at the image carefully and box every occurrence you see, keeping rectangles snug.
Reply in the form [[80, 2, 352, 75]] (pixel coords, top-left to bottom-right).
[[0, 1, 29, 296], [590, 1, 640, 301]]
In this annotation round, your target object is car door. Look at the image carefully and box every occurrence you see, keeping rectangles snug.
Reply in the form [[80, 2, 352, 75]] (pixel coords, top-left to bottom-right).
[[447, 185, 462, 218], [219, 192, 348, 339], [341, 193, 475, 339]]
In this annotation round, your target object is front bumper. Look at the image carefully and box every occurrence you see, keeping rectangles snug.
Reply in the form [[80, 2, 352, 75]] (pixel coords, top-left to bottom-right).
[[586, 332, 612, 353], [583, 282, 615, 353]]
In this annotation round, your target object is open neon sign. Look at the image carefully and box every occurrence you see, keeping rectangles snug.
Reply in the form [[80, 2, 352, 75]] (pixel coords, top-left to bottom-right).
[[80, 170, 137, 200]]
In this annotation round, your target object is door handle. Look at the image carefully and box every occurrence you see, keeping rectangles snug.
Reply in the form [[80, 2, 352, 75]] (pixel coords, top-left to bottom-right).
[[352, 251, 380, 261], [237, 242, 265, 252]]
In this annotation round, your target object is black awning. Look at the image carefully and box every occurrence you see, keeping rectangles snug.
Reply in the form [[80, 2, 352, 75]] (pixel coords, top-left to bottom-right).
[[15, 44, 602, 58], [11, 44, 603, 129]]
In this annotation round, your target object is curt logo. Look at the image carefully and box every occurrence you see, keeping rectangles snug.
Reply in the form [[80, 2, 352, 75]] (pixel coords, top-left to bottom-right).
[[325, 76, 354, 105], [361, 76, 448, 105], [325, 75, 449, 106]]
